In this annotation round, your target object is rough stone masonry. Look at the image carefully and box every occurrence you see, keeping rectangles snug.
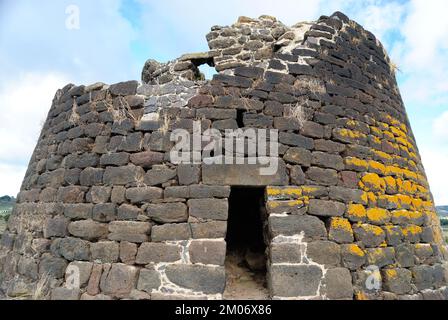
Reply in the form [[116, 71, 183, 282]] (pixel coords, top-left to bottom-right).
[[0, 11, 447, 300]]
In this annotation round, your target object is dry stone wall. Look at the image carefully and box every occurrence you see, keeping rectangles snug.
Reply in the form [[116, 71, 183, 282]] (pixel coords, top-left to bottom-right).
[[0, 11, 447, 300]]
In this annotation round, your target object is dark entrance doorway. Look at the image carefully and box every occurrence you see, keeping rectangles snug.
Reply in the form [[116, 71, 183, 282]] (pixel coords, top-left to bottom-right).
[[223, 187, 269, 300]]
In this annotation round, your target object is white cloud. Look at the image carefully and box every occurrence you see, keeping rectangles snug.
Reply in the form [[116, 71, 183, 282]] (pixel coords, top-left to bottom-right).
[[0, 164, 27, 197], [420, 147, 448, 205], [433, 111, 448, 142], [0, 72, 70, 166]]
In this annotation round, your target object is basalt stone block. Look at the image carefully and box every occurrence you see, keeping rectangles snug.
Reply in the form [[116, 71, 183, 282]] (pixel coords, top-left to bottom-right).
[[90, 241, 120, 263], [151, 223, 191, 242], [188, 199, 228, 221], [341, 244, 366, 270], [120, 241, 138, 264], [137, 267, 161, 293], [188, 185, 230, 198], [57, 186, 86, 203], [306, 167, 339, 186], [65, 261, 93, 288], [234, 66, 264, 79], [411, 265, 434, 290], [189, 240, 226, 265], [190, 221, 227, 239], [382, 268, 412, 295], [164, 186, 189, 199], [307, 240, 341, 266], [51, 288, 81, 300], [308, 199, 345, 217], [284, 148, 312, 166], [278, 132, 314, 150], [270, 243, 303, 263], [79, 167, 104, 186], [44, 216, 69, 238], [311, 152, 344, 170], [86, 186, 111, 204], [129, 151, 164, 168], [366, 247, 395, 268], [395, 244, 415, 268], [108, 221, 151, 243], [103, 166, 145, 186], [270, 265, 323, 297], [100, 263, 139, 298], [353, 224, 386, 248], [165, 265, 226, 294], [58, 237, 90, 261], [68, 220, 109, 241], [39, 256, 68, 278], [144, 167, 177, 186], [202, 160, 288, 186], [100, 153, 130, 166], [147, 202, 188, 223], [109, 80, 139, 96], [269, 214, 327, 240], [92, 203, 117, 222], [126, 187, 163, 204], [136, 243, 181, 264], [329, 186, 364, 204], [117, 204, 143, 220], [321, 268, 353, 299]]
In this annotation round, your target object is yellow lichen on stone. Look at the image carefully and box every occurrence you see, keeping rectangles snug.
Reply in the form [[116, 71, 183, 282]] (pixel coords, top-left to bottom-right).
[[331, 217, 353, 234], [348, 244, 365, 257], [370, 126, 383, 137], [360, 173, 386, 192], [368, 160, 386, 174], [347, 204, 367, 220], [266, 186, 303, 198], [396, 194, 412, 208], [338, 128, 367, 140], [392, 210, 410, 222], [373, 150, 393, 162], [390, 126, 406, 138], [361, 224, 384, 236], [267, 199, 305, 210], [409, 211, 423, 222], [345, 157, 369, 170], [401, 225, 422, 236], [384, 269, 398, 278], [384, 176, 397, 191], [383, 131, 395, 140], [366, 208, 390, 224]]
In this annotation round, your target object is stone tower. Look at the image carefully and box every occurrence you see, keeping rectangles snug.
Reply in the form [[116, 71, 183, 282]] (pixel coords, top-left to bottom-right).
[[0, 11, 447, 300]]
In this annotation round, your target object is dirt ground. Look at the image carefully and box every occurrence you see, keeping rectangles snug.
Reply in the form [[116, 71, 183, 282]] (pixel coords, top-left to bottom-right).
[[223, 249, 269, 300]]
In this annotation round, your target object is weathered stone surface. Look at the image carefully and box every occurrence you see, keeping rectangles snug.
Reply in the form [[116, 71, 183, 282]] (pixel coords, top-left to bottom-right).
[[188, 198, 228, 221], [51, 287, 81, 300], [92, 203, 117, 222], [100, 153, 130, 166], [307, 240, 341, 266], [321, 268, 353, 299], [91, 241, 120, 263], [190, 221, 227, 239], [58, 237, 90, 261], [341, 244, 366, 270], [328, 217, 354, 244], [44, 216, 69, 238], [270, 243, 303, 263], [108, 221, 150, 243], [109, 80, 138, 96], [117, 204, 143, 220], [177, 164, 201, 185], [202, 160, 288, 186], [308, 199, 345, 217], [100, 263, 139, 298], [144, 166, 176, 186], [136, 243, 181, 264], [151, 223, 191, 242], [120, 241, 138, 264], [137, 267, 161, 293], [103, 165, 145, 186], [165, 265, 226, 294], [189, 240, 226, 265], [129, 151, 164, 168], [68, 220, 109, 241], [188, 185, 230, 198], [329, 186, 364, 204], [269, 214, 327, 240], [353, 224, 386, 248], [86, 186, 111, 204], [382, 268, 412, 295], [270, 265, 323, 297], [306, 167, 339, 186], [126, 187, 163, 203], [284, 148, 312, 166], [39, 256, 68, 278], [147, 202, 188, 223]]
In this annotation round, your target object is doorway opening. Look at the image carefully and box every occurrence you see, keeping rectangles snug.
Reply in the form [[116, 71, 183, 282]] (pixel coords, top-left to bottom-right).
[[223, 187, 269, 300]]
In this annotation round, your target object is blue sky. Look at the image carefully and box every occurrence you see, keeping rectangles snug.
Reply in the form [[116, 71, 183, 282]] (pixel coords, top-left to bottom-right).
[[0, 0, 447, 204]]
